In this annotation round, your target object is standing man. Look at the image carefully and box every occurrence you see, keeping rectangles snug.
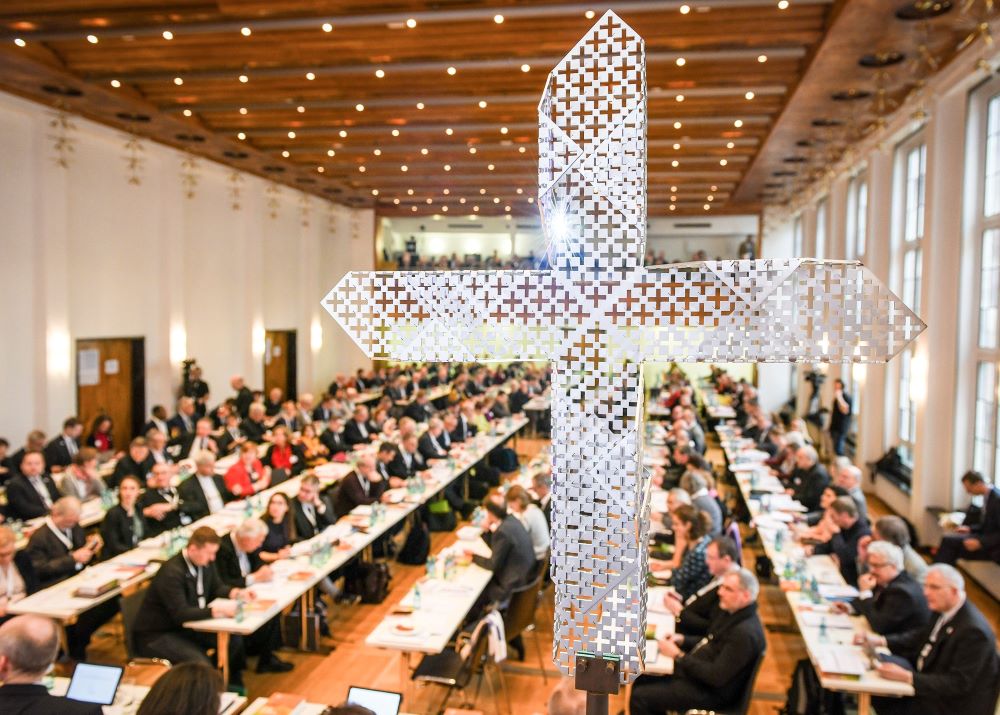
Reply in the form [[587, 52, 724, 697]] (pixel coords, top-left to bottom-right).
[[829, 378, 853, 456]]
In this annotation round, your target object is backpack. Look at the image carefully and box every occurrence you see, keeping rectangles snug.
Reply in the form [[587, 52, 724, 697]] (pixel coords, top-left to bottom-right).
[[427, 497, 457, 532], [490, 446, 519, 472], [780, 658, 845, 715], [349, 562, 391, 604], [397, 520, 430, 564]]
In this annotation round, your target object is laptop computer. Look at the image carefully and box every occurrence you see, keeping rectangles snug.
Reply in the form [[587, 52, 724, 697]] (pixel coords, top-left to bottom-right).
[[346, 686, 402, 715], [65, 662, 124, 705]]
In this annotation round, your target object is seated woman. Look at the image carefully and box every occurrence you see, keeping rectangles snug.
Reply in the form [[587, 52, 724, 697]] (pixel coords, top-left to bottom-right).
[[224, 441, 272, 497], [263, 426, 305, 479], [86, 414, 114, 454], [667, 505, 714, 601], [258, 492, 296, 563], [101, 475, 147, 558], [296, 424, 329, 468]]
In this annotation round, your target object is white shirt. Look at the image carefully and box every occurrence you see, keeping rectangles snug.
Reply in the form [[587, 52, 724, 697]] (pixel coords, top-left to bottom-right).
[[231, 534, 255, 585], [28, 475, 53, 508], [196, 474, 225, 513], [0, 561, 27, 601]]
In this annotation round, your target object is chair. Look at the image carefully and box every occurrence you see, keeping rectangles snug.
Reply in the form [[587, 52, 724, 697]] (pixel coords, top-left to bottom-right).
[[684, 650, 766, 715], [412, 615, 507, 715], [120, 587, 148, 660], [502, 575, 547, 683]]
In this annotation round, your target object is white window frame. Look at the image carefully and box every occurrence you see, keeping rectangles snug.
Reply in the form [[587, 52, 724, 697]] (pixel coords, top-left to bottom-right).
[[792, 213, 804, 257], [815, 197, 828, 259], [846, 171, 869, 261]]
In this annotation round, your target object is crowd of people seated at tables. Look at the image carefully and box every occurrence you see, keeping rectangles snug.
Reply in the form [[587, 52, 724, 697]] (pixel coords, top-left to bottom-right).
[[0, 359, 552, 691]]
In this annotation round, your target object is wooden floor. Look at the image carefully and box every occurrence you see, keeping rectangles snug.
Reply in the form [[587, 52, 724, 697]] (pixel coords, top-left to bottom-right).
[[80, 434, 1000, 715]]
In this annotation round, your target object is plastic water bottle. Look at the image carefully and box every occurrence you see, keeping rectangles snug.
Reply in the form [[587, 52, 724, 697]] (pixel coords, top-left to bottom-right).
[[810, 575, 821, 603], [818, 617, 828, 642], [235, 596, 245, 624], [426, 556, 437, 579], [413, 583, 422, 610], [774, 528, 784, 553]]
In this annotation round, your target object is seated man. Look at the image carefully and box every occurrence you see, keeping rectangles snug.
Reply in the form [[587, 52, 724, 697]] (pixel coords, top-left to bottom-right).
[[214, 519, 293, 673], [241, 403, 268, 443], [866, 564, 1000, 715], [43, 417, 83, 473], [403, 390, 433, 423], [140, 463, 186, 537], [175, 418, 220, 462], [168, 396, 198, 440], [531, 470, 552, 526], [389, 434, 427, 479], [133, 527, 249, 687], [418, 417, 451, 462], [833, 463, 869, 525], [109, 437, 154, 490], [375, 442, 405, 488], [812, 496, 870, 586], [467, 499, 535, 609], [661, 535, 740, 637], [343, 405, 378, 446], [215, 413, 245, 456], [863, 515, 928, 584], [146, 429, 174, 465], [333, 455, 391, 518], [630, 568, 766, 715], [935, 469, 1000, 564], [178, 452, 236, 522], [292, 475, 333, 539], [0, 614, 102, 714], [787, 445, 830, 513], [5, 451, 60, 521], [58, 448, 107, 501], [0, 526, 38, 625], [832, 541, 930, 636], [25, 497, 113, 661], [319, 417, 349, 458]]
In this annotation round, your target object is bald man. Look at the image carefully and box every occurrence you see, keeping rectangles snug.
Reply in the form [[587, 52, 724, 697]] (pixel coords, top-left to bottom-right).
[[0, 615, 101, 714]]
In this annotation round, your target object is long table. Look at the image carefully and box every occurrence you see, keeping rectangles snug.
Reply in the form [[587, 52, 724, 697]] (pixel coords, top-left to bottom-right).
[[716, 425, 913, 714], [182, 415, 528, 684], [49, 676, 246, 715]]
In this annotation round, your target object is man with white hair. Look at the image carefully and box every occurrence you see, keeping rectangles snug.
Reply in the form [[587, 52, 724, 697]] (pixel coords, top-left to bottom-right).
[[832, 541, 929, 636], [787, 444, 830, 512], [867, 564, 1000, 715], [629, 567, 766, 715], [0, 615, 101, 713], [178, 452, 234, 521], [215, 519, 293, 674], [833, 462, 868, 524]]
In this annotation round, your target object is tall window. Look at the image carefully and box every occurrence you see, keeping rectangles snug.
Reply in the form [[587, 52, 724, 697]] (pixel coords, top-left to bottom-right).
[[970, 80, 1000, 480], [792, 214, 803, 256], [891, 133, 926, 464], [846, 173, 868, 260], [815, 198, 828, 258]]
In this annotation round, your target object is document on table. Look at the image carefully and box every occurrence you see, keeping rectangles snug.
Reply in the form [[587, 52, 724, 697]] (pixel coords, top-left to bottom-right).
[[799, 611, 855, 630], [817, 584, 861, 600], [815, 645, 867, 676], [647, 586, 677, 614]]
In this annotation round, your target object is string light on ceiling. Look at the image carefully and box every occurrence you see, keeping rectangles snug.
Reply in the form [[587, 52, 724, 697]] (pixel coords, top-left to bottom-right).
[[420, 148, 429, 155], [327, 149, 336, 157], [359, 165, 366, 172], [355, 103, 365, 111], [110, 79, 121, 88], [758, 54, 768, 63], [778, 0, 790, 8], [237, 132, 246, 140], [478, 100, 488, 108], [86, 34, 99, 44], [239, 74, 249, 83], [322, 23, 333, 32], [241, 27, 252, 36], [734, 119, 744, 127], [174, 77, 184, 85], [585, 10, 596, 19], [282, 150, 290, 157], [521, 64, 531, 72], [239, 107, 248, 114], [296, 105, 305, 113], [416, 102, 424, 109], [494, 14, 505, 24], [676, 57, 686, 67], [14, 38, 26, 47], [679, 4, 691, 14], [672, 142, 681, 150], [469, 147, 478, 154], [720, 158, 728, 166], [306, 72, 316, 80], [444, 164, 452, 171], [675, 94, 685, 102], [406, 18, 417, 29], [447, 66, 457, 75], [287, 130, 296, 138], [391, 129, 400, 136], [340, 130, 348, 137], [745, 91, 755, 100], [445, 128, 454, 135], [488, 164, 496, 170], [500, 127, 509, 134], [726, 141, 735, 148], [407, 189, 414, 195], [671, 160, 679, 167], [375, 69, 386, 78], [373, 148, 382, 156], [183, 109, 193, 116], [372, 189, 379, 196], [400, 165, 408, 172], [673, 121, 682, 129], [162, 30, 174, 40], [519, 146, 526, 153]]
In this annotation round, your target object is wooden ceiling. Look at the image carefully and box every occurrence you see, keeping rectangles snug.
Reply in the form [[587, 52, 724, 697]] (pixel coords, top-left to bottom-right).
[[0, 1, 991, 218]]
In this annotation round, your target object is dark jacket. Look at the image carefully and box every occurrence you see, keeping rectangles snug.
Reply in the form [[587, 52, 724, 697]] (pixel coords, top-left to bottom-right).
[[100, 504, 147, 558], [5, 474, 60, 520], [43, 435, 79, 471], [177, 474, 235, 521], [133, 552, 231, 636], [291, 498, 333, 540], [26, 522, 87, 589], [417, 431, 449, 461], [884, 600, 1000, 715], [319, 429, 349, 457], [343, 419, 377, 446], [110, 454, 155, 489], [474, 516, 536, 604], [814, 517, 870, 586], [404, 402, 433, 423], [450, 415, 477, 443], [0, 684, 102, 715], [137, 487, 183, 537], [333, 471, 387, 518], [850, 571, 931, 636], [790, 463, 830, 513], [671, 603, 766, 710], [215, 534, 264, 589], [676, 579, 722, 637], [966, 485, 1000, 559]]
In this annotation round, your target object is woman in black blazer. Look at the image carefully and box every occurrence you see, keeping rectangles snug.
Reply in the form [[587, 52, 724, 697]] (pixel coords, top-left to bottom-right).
[[101, 475, 147, 558]]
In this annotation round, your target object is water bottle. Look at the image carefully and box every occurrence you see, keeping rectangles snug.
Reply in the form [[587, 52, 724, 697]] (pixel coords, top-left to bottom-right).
[[413, 583, 422, 610], [774, 528, 784, 553], [818, 617, 828, 642], [810, 575, 821, 604], [235, 596, 245, 624], [426, 556, 437, 579]]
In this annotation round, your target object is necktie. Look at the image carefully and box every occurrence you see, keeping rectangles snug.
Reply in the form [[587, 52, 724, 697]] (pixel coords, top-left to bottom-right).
[[200, 437, 207, 451], [304, 503, 316, 526], [67, 438, 77, 457]]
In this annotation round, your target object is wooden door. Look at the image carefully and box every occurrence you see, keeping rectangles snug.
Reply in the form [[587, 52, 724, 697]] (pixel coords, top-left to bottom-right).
[[264, 330, 297, 400], [76, 338, 146, 450]]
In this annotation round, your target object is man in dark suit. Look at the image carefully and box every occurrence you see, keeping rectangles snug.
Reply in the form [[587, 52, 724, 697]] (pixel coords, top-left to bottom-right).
[[7, 431, 47, 480], [375, 442, 406, 488], [343, 405, 378, 446], [216, 413, 245, 455], [418, 418, 451, 462], [109, 437, 154, 489], [133, 527, 248, 686], [312, 393, 336, 424], [661, 536, 741, 638], [935, 470, 1000, 564], [178, 453, 235, 521], [468, 499, 535, 607], [404, 391, 434, 423], [139, 463, 186, 536], [630, 568, 766, 715], [833, 541, 930, 636], [812, 496, 870, 587], [319, 417, 349, 458], [333, 456, 389, 518], [385, 376, 408, 404], [5, 452, 60, 521], [168, 397, 198, 440], [509, 380, 532, 414], [174, 418, 220, 462], [788, 445, 830, 513], [0, 614, 102, 714], [25, 497, 114, 661], [230, 375, 254, 418], [214, 519, 293, 673], [389, 434, 427, 479], [869, 564, 1000, 715], [43, 417, 82, 473], [531, 470, 552, 527], [448, 409, 476, 443], [142, 404, 171, 438], [292, 475, 334, 539], [241, 403, 268, 443]]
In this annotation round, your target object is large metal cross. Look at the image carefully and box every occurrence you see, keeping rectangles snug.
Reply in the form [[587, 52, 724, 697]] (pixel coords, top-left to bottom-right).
[[323, 11, 924, 685]]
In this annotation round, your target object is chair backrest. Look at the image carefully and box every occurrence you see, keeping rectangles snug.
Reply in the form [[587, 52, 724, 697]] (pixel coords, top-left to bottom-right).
[[502, 575, 542, 638], [456, 615, 495, 687], [121, 587, 148, 659], [727, 650, 765, 715], [725, 519, 743, 565]]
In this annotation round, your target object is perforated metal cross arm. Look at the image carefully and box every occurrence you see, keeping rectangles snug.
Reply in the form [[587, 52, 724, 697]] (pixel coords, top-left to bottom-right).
[[322, 10, 925, 685]]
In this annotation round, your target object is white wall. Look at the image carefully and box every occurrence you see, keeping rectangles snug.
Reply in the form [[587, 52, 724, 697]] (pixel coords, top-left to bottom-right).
[[0, 91, 373, 443]]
